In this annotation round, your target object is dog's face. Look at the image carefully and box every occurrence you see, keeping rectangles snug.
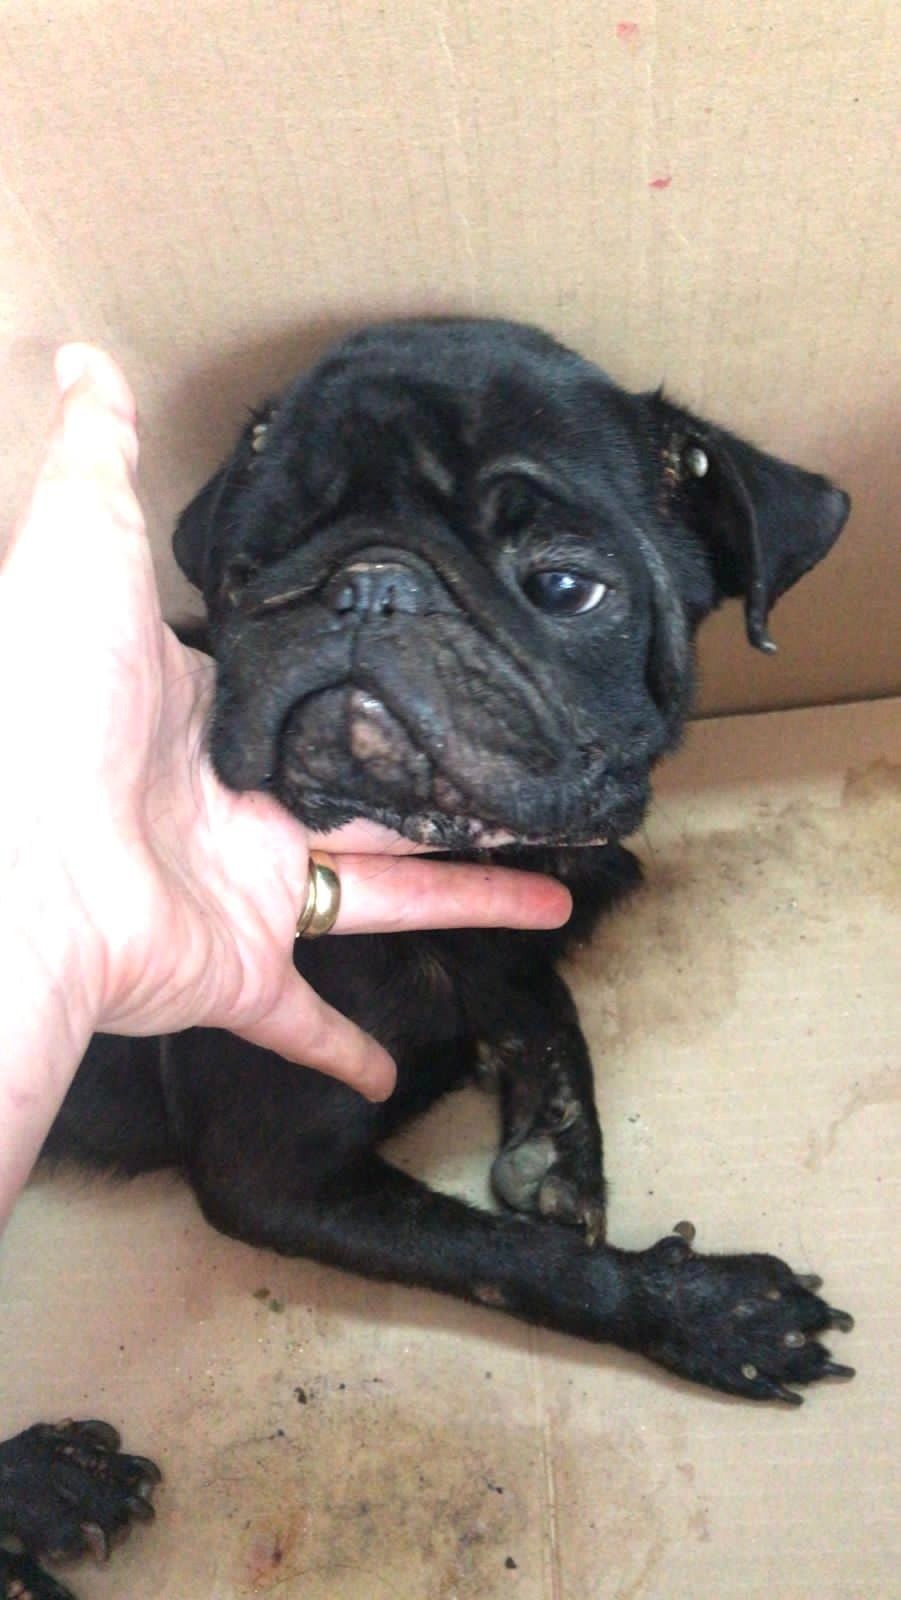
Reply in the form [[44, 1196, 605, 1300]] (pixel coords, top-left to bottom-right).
[[174, 319, 848, 847]]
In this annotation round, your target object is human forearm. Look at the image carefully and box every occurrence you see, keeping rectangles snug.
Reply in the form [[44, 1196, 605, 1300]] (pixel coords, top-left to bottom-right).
[[0, 894, 101, 1229]]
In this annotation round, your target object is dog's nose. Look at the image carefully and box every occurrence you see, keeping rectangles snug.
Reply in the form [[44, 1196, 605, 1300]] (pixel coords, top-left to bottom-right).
[[325, 560, 428, 619]]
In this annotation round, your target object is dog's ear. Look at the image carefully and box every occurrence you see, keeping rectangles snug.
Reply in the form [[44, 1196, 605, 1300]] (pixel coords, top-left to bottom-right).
[[172, 407, 275, 593], [651, 395, 850, 652]]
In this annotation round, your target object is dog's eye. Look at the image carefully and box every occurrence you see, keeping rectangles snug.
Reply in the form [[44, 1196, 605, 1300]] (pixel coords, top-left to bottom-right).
[[522, 570, 607, 615]]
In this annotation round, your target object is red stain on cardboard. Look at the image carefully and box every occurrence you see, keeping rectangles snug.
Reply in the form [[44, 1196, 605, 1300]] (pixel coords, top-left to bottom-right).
[[241, 1511, 306, 1591], [649, 175, 673, 190], [616, 21, 639, 41]]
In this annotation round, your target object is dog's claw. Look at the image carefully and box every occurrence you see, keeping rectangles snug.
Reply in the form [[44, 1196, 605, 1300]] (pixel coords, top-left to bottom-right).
[[125, 1493, 156, 1522], [80, 1522, 110, 1563], [672, 1219, 696, 1245], [745, 1370, 804, 1405], [584, 1207, 606, 1248], [794, 1273, 823, 1291], [828, 1308, 854, 1332], [128, 1454, 164, 1485], [767, 1382, 804, 1406], [71, 1419, 122, 1452]]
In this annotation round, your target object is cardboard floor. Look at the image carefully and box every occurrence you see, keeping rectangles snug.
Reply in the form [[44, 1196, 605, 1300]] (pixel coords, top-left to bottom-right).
[[1, 699, 898, 1600]]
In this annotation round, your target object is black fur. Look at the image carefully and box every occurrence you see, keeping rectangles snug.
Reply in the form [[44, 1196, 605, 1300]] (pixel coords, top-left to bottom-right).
[[6, 319, 854, 1589]]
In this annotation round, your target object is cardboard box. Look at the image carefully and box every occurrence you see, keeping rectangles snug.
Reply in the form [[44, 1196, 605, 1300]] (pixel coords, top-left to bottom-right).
[[1, 0, 897, 712], [1, 6, 897, 1596], [2, 698, 898, 1598]]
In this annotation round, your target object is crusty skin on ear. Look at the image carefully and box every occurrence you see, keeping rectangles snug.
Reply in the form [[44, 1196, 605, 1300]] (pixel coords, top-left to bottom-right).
[[651, 392, 850, 651]]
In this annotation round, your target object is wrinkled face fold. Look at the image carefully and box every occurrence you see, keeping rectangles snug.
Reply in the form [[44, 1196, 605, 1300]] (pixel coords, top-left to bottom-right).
[[199, 335, 682, 846], [211, 517, 653, 846], [175, 319, 847, 848]]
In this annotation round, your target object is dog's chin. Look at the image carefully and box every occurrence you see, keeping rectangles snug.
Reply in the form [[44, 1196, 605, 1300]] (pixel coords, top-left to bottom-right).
[[272, 786, 594, 849], [270, 765, 648, 853], [209, 676, 650, 850], [265, 683, 643, 849]]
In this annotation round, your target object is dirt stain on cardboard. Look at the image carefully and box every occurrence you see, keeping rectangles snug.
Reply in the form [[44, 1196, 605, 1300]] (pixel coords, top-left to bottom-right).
[[804, 1065, 901, 1172], [567, 763, 899, 1055], [209, 1395, 529, 1599]]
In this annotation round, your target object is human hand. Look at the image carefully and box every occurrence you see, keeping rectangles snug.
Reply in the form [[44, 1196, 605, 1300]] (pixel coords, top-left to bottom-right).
[[0, 347, 570, 1117]]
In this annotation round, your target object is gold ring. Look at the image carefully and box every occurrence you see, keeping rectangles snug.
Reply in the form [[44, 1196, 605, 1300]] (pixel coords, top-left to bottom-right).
[[295, 853, 342, 939]]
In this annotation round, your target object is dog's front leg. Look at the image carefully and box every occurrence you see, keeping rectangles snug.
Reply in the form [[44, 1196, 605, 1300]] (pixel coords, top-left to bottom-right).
[[191, 1144, 627, 1331], [189, 1146, 853, 1402], [478, 971, 607, 1243]]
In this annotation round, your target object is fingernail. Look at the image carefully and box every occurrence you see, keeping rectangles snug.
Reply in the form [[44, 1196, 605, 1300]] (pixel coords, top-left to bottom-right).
[[55, 345, 90, 395]]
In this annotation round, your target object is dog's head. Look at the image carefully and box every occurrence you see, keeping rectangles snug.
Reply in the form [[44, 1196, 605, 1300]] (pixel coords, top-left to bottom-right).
[[174, 318, 848, 847]]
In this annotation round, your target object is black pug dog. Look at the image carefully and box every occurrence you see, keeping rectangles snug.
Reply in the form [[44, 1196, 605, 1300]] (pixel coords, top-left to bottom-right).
[[1, 318, 855, 1596]]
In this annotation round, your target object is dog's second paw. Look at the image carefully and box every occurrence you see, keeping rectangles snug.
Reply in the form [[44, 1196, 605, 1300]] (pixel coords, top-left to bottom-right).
[[0, 1546, 80, 1600], [0, 1419, 161, 1588], [631, 1235, 855, 1402], [492, 1136, 606, 1243]]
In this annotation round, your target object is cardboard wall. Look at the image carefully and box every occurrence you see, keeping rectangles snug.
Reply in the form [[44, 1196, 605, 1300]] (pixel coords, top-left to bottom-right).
[[1, 0, 897, 714]]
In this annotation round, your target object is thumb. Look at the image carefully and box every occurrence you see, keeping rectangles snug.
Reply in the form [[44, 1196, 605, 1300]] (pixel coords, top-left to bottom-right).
[[6, 345, 143, 591], [55, 343, 136, 423]]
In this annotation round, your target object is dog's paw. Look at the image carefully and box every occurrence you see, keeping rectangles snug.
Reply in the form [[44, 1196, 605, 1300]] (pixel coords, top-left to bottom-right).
[[0, 1547, 79, 1600], [491, 1136, 606, 1243], [0, 1419, 161, 1576], [631, 1234, 854, 1402]]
